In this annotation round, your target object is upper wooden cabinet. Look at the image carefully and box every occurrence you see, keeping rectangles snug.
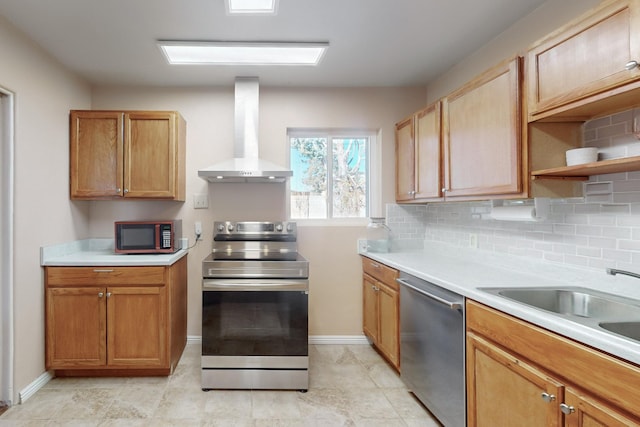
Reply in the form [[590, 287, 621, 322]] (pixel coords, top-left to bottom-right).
[[395, 102, 443, 202], [443, 57, 525, 200], [70, 110, 186, 201], [395, 116, 415, 202], [527, 0, 640, 121]]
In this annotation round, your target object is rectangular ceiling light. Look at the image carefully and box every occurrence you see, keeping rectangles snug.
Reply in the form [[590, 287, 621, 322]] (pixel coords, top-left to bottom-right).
[[226, 0, 278, 14], [158, 41, 328, 66]]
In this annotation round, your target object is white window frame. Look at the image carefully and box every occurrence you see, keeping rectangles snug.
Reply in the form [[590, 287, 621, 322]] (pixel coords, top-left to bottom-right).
[[287, 128, 381, 226]]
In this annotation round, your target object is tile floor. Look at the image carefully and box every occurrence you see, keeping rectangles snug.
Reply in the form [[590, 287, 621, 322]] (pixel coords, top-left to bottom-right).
[[0, 343, 441, 426]]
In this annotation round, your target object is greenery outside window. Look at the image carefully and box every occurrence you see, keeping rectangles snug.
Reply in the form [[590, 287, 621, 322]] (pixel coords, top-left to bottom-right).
[[288, 129, 378, 220]]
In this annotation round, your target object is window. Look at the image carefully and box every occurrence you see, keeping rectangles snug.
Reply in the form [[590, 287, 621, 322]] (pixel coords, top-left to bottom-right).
[[289, 129, 379, 220]]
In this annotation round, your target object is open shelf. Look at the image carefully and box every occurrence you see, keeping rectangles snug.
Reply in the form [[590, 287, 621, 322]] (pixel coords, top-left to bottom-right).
[[531, 156, 640, 180]]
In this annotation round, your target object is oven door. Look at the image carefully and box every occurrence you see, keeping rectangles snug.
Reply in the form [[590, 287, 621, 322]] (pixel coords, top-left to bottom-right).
[[202, 279, 309, 360]]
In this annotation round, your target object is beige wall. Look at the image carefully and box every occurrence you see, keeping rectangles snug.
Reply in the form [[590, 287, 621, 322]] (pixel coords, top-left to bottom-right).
[[0, 15, 91, 402], [90, 85, 427, 337], [426, 0, 602, 103]]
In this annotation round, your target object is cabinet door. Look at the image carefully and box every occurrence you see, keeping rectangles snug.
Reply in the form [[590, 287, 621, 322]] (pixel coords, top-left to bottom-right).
[[563, 388, 640, 427], [395, 116, 416, 202], [70, 111, 124, 199], [46, 287, 106, 368], [362, 274, 379, 343], [443, 57, 523, 199], [123, 112, 178, 199], [415, 103, 442, 200], [107, 286, 167, 367], [377, 282, 399, 369], [528, 0, 640, 118], [467, 332, 563, 427]]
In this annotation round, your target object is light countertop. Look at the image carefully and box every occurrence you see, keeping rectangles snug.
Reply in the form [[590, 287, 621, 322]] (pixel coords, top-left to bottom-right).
[[41, 238, 189, 266], [361, 241, 640, 366]]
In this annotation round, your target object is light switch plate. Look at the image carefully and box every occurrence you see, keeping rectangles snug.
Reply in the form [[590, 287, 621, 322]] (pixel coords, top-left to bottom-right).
[[194, 193, 209, 209]]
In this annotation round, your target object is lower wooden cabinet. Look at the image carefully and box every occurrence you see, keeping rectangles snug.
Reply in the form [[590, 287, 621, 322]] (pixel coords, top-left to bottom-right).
[[467, 300, 640, 426], [45, 256, 187, 375], [361, 256, 400, 370]]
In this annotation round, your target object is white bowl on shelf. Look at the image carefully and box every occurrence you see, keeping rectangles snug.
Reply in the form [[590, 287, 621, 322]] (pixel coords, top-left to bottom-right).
[[566, 147, 598, 166]]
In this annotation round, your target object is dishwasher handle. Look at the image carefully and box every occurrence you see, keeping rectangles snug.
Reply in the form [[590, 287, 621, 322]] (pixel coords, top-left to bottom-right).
[[396, 278, 462, 311]]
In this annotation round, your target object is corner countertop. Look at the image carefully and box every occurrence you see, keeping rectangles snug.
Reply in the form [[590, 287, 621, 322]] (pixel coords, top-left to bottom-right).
[[41, 238, 189, 266], [361, 241, 640, 366]]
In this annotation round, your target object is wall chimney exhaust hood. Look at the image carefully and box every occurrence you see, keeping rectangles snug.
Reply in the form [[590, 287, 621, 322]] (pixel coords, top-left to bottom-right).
[[198, 77, 292, 183]]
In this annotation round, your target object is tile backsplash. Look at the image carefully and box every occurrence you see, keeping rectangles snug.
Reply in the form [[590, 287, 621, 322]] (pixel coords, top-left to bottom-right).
[[386, 108, 640, 272]]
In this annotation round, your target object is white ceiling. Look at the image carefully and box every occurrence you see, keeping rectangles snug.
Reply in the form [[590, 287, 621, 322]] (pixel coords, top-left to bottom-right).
[[0, 0, 548, 88]]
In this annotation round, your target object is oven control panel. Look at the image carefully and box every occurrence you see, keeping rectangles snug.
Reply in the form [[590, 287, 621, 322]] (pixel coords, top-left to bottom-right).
[[213, 221, 297, 241]]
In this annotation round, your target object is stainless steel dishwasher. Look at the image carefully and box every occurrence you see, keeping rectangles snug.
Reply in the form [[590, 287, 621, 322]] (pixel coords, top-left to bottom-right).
[[397, 272, 465, 427]]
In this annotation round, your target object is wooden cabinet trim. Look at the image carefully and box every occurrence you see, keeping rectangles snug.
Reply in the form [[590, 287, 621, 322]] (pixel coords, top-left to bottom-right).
[[361, 257, 399, 289], [46, 266, 166, 286]]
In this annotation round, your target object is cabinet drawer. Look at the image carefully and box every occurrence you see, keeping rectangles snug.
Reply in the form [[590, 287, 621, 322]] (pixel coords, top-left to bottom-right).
[[361, 257, 398, 288], [46, 266, 166, 286]]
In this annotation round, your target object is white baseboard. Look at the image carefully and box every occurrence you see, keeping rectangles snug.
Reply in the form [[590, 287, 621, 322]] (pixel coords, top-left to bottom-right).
[[309, 335, 370, 345], [188, 335, 370, 346], [187, 335, 201, 344], [19, 371, 53, 404]]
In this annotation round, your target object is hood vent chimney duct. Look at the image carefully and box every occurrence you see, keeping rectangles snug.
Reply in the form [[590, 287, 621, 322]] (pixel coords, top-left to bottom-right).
[[198, 77, 293, 183]]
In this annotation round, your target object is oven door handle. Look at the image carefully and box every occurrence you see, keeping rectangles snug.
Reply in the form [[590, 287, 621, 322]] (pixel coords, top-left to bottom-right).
[[396, 278, 462, 311], [203, 279, 309, 292]]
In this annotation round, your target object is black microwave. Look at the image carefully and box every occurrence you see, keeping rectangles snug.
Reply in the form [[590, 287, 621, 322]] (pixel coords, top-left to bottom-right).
[[115, 220, 182, 254]]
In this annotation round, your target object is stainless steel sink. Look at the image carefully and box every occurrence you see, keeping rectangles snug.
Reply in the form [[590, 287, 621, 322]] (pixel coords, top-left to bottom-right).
[[492, 288, 639, 318], [599, 321, 640, 341], [480, 286, 640, 342]]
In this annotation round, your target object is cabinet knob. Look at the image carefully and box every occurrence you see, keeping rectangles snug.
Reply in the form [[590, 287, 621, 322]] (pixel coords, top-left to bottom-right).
[[540, 392, 556, 403], [372, 286, 379, 291], [98, 292, 104, 298], [441, 188, 447, 193], [116, 188, 121, 193], [559, 403, 575, 415], [106, 292, 112, 298], [626, 60, 639, 70], [123, 189, 129, 194]]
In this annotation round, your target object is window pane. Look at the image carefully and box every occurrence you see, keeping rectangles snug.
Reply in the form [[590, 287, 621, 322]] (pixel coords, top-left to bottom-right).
[[332, 138, 367, 218], [290, 137, 328, 219]]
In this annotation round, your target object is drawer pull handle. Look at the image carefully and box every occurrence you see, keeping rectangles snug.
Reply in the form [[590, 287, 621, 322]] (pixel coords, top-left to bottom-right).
[[93, 269, 114, 273], [541, 392, 555, 403], [370, 263, 380, 268], [560, 403, 575, 415]]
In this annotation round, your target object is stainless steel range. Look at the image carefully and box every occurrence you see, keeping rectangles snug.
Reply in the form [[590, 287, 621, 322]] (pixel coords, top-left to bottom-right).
[[201, 221, 309, 391]]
